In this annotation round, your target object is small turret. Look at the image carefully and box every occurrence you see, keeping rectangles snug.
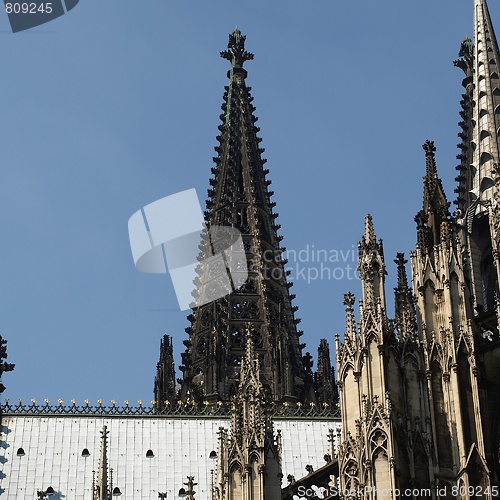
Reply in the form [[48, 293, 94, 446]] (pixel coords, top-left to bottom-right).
[[314, 339, 339, 407], [358, 214, 387, 315], [154, 335, 177, 407], [394, 253, 417, 338], [415, 141, 451, 254]]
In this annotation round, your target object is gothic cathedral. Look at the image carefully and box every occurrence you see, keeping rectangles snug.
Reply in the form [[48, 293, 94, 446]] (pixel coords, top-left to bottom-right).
[[336, 0, 500, 498], [3, 1, 500, 499]]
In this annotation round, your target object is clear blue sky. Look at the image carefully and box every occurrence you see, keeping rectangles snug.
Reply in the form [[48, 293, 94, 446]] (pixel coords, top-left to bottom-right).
[[0, 0, 495, 405]]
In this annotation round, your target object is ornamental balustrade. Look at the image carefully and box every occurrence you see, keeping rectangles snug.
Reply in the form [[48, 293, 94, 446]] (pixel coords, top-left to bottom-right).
[[0, 398, 341, 419]]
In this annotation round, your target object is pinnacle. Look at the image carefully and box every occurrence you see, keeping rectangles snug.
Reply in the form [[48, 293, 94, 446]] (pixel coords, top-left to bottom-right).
[[220, 29, 254, 70], [423, 140, 437, 180], [343, 291, 355, 309], [343, 292, 357, 341], [421, 140, 450, 217], [363, 214, 376, 247], [359, 214, 383, 261], [244, 325, 256, 367], [394, 253, 409, 291]]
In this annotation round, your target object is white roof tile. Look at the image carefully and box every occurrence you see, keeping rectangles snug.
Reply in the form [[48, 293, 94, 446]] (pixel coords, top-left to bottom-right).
[[0, 415, 340, 499]]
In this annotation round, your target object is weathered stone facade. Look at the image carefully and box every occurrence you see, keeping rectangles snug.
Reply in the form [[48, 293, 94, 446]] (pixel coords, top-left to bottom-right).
[[4, 2, 500, 499], [213, 329, 282, 499], [336, 2, 500, 498]]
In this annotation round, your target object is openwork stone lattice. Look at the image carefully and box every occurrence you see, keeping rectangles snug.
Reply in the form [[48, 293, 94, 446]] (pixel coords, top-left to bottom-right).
[[1, 399, 341, 419]]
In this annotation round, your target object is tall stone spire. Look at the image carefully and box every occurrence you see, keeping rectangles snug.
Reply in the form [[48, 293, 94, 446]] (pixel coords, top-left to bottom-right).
[[472, 0, 500, 202], [455, 0, 500, 214], [179, 30, 312, 404], [445, 2, 500, 490], [453, 0, 500, 317]]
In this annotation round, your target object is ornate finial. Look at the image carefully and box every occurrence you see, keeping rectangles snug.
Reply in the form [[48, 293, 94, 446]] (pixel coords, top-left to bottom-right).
[[454, 37, 474, 74], [343, 291, 355, 309], [423, 140, 437, 180], [364, 214, 376, 247], [385, 391, 392, 412], [244, 324, 255, 362], [242, 324, 258, 379], [220, 29, 254, 69], [394, 252, 417, 337], [327, 428, 335, 458], [343, 292, 357, 340], [414, 210, 428, 252], [394, 253, 409, 291]]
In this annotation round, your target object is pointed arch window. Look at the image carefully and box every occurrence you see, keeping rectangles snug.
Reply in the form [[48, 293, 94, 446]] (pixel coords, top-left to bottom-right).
[[342, 460, 359, 494]]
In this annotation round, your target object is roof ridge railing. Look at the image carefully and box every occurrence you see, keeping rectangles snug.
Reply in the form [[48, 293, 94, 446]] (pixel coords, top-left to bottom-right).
[[0, 398, 341, 419]]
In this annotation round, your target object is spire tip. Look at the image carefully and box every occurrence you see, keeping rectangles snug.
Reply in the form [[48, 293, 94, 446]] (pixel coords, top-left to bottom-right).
[[220, 28, 254, 69]]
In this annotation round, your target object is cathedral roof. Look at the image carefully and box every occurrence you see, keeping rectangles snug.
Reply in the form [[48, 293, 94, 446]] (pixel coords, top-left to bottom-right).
[[0, 412, 339, 499]]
